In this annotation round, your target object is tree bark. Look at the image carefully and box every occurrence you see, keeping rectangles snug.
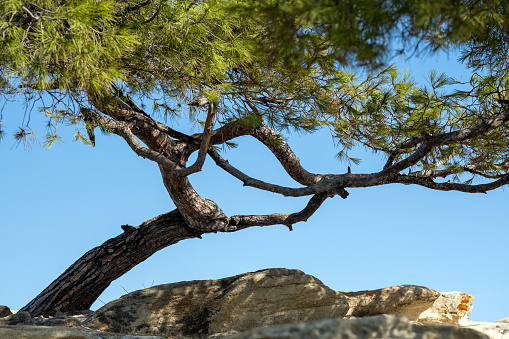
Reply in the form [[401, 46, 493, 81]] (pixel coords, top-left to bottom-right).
[[20, 210, 196, 317]]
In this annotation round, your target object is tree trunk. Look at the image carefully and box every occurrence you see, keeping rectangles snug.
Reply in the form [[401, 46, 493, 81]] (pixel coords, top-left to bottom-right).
[[20, 210, 197, 317]]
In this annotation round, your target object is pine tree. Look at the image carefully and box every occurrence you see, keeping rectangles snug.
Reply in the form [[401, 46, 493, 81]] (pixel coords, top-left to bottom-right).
[[1, 0, 508, 316]]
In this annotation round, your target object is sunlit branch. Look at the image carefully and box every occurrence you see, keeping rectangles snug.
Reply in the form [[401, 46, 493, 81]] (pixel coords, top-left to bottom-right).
[[199, 120, 330, 185], [229, 188, 348, 231]]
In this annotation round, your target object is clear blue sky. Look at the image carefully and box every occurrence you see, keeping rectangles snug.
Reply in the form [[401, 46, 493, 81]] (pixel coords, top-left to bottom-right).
[[0, 50, 507, 323]]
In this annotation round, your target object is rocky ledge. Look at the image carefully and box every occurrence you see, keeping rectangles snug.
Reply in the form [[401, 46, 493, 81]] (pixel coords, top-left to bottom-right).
[[1, 268, 508, 339]]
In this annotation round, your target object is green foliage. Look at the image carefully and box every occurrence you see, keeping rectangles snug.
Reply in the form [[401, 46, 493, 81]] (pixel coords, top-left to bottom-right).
[[0, 0, 508, 180], [13, 127, 37, 148]]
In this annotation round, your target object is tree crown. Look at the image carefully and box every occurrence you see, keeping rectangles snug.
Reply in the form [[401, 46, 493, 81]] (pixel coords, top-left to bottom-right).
[[1, 0, 508, 185]]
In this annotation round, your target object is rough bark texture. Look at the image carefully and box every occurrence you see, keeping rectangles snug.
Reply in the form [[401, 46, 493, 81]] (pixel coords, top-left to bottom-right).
[[20, 210, 195, 317]]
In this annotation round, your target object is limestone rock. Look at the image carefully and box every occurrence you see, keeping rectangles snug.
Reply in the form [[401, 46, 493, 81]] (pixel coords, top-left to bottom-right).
[[0, 305, 12, 318], [0, 311, 34, 325], [85, 268, 349, 338], [0, 325, 97, 339], [496, 318, 509, 323], [463, 322, 509, 339], [225, 314, 489, 339], [343, 285, 440, 320], [417, 291, 474, 325]]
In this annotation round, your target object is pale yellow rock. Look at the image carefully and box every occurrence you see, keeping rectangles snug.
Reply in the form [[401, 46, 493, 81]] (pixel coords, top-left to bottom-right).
[[417, 291, 474, 325], [0, 324, 97, 339], [343, 285, 440, 320], [85, 268, 349, 338]]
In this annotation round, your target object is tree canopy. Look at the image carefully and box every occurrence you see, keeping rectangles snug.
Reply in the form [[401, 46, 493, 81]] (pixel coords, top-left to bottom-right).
[[1, 0, 509, 317], [2, 0, 509, 181]]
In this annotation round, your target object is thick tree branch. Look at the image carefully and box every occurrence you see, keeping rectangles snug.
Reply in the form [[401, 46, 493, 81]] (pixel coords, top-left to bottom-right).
[[246, 123, 328, 185], [208, 106, 509, 197], [199, 120, 330, 185], [91, 96, 509, 201], [228, 188, 348, 231], [91, 114, 178, 171], [206, 120, 251, 145]]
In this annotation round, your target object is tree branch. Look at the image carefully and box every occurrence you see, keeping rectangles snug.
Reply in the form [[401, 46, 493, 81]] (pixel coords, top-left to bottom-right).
[[380, 106, 509, 178], [175, 102, 217, 176], [410, 163, 509, 179], [207, 148, 351, 197], [384, 105, 509, 169], [228, 188, 348, 231], [91, 113, 178, 171], [198, 120, 329, 185], [391, 173, 509, 193], [383, 135, 425, 169], [208, 105, 509, 196]]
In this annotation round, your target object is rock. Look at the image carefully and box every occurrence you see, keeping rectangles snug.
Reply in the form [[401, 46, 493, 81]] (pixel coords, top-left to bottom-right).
[[225, 314, 489, 339], [0, 325, 96, 339], [343, 285, 440, 320], [0, 305, 12, 318], [0, 311, 34, 325], [417, 291, 474, 325], [35, 315, 83, 327], [85, 268, 349, 338], [463, 322, 509, 339], [496, 318, 509, 323]]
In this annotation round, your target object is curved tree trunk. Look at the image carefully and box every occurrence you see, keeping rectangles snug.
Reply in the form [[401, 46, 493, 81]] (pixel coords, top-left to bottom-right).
[[20, 210, 197, 317]]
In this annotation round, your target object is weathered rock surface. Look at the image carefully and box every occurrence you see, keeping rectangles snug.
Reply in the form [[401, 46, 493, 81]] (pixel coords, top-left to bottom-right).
[[343, 285, 440, 320], [464, 322, 509, 339], [417, 291, 474, 325], [0, 311, 35, 325], [85, 268, 349, 338], [0, 324, 190, 339], [225, 314, 489, 339], [34, 315, 84, 328], [5, 268, 507, 339], [0, 305, 12, 318], [0, 324, 97, 339]]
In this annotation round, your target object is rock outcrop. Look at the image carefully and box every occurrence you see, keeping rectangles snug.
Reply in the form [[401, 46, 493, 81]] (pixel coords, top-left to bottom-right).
[[413, 291, 509, 339], [85, 268, 349, 338], [0, 305, 12, 318], [0, 311, 34, 325], [465, 322, 509, 339], [417, 291, 474, 325], [225, 314, 489, 339], [344, 285, 440, 320], [3, 268, 507, 339]]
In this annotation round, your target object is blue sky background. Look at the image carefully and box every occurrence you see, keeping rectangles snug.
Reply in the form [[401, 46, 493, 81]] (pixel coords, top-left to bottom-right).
[[0, 50, 507, 323]]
